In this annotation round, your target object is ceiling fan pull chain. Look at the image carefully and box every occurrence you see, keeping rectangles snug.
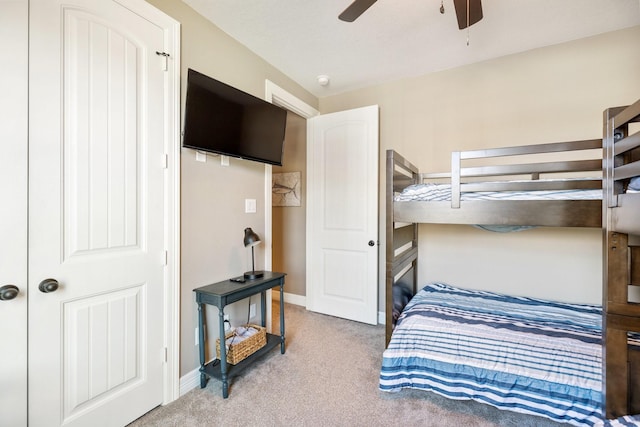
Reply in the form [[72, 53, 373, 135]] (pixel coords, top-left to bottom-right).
[[466, 0, 470, 45]]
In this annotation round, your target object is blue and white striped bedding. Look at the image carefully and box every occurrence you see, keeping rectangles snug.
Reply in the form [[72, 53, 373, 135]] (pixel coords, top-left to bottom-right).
[[594, 415, 640, 426], [395, 182, 602, 202], [379, 283, 628, 426]]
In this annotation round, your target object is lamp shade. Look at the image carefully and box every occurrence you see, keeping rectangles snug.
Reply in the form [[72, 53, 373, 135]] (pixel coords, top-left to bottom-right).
[[243, 227, 261, 247], [243, 227, 263, 279]]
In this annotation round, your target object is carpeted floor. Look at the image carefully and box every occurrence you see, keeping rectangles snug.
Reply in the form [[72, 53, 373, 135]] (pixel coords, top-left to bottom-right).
[[128, 303, 565, 427]]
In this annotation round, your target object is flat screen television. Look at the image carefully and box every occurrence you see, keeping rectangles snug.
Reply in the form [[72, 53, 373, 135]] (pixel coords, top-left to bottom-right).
[[182, 69, 288, 166]]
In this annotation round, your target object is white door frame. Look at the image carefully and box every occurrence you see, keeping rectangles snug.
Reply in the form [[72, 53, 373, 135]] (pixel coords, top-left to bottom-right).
[[116, 0, 181, 404], [264, 81, 318, 326]]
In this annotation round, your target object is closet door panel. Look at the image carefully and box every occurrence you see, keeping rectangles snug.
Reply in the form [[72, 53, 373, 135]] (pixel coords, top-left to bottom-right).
[[29, 0, 171, 425], [0, 1, 28, 425]]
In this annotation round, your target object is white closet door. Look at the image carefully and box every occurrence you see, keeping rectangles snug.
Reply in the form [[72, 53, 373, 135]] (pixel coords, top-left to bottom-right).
[[29, 0, 174, 425], [0, 0, 28, 425]]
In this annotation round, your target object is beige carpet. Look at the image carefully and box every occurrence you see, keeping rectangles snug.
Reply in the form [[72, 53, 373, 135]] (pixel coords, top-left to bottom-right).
[[129, 303, 564, 427]]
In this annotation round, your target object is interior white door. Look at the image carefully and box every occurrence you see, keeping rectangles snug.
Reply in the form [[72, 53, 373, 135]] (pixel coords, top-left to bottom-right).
[[0, 1, 28, 425], [29, 0, 174, 425], [306, 105, 379, 325]]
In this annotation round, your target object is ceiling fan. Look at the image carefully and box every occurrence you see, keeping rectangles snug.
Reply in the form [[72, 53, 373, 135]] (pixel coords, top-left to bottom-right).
[[338, 0, 483, 30]]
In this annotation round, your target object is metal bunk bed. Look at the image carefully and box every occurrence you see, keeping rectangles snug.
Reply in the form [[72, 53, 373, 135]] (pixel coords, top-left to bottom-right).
[[383, 99, 640, 421], [602, 99, 640, 419], [385, 138, 603, 344]]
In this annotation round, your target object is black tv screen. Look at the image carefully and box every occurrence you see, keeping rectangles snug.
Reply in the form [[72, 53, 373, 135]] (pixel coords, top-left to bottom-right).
[[182, 69, 287, 166]]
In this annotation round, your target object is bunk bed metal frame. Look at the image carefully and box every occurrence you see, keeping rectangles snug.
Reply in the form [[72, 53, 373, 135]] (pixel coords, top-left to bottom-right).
[[386, 138, 603, 344], [385, 98, 640, 421]]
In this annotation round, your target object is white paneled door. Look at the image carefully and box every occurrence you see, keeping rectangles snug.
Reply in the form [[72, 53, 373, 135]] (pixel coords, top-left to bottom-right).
[[0, 1, 28, 426], [306, 105, 379, 325], [26, 0, 179, 426]]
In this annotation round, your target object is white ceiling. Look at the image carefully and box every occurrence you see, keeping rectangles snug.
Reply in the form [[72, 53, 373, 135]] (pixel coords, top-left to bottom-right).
[[183, 0, 640, 98]]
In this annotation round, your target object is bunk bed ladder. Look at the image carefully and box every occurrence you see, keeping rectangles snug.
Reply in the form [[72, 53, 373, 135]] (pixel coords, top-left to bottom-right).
[[386, 150, 419, 345]]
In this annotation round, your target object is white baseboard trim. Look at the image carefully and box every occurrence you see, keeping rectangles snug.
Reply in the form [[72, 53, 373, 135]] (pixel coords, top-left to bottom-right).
[[180, 367, 200, 396], [272, 291, 306, 307], [274, 292, 386, 325]]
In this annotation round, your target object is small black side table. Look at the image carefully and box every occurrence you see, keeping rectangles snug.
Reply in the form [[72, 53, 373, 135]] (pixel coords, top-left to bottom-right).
[[194, 271, 286, 398]]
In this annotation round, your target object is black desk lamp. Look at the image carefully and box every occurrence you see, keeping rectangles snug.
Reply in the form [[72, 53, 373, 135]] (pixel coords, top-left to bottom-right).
[[243, 227, 264, 280]]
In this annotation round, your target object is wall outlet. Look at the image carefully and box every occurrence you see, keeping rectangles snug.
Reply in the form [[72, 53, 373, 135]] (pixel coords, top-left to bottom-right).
[[249, 303, 256, 318], [195, 325, 207, 345]]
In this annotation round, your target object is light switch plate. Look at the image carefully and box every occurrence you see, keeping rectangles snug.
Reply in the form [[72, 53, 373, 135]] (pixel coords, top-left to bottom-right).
[[245, 199, 257, 213]]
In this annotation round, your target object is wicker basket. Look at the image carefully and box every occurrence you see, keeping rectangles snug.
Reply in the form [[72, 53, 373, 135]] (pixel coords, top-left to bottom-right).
[[216, 324, 266, 365]]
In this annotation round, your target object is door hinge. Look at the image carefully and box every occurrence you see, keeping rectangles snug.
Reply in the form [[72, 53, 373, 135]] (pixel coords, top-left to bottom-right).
[[163, 250, 168, 266], [162, 153, 168, 169], [164, 347, 168, 363], [156, 51, 170, 71]]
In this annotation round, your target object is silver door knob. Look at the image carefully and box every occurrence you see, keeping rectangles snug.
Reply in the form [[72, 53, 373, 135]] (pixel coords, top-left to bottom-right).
[[0, 285, 19, 301], [38, 278, 59, 293]]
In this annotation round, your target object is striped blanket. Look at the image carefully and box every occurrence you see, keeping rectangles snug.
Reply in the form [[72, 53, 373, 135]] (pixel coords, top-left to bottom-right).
[[380, 283, 609, 426], [394, 182, 602, 202], [595, 415, 640, 426]]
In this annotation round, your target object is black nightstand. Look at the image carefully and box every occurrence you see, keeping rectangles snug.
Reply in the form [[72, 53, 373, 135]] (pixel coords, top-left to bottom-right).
[[194, 272, 286, 398]]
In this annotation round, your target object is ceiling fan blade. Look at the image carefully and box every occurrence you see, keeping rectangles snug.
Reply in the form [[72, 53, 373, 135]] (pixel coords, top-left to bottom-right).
[[338, 0, 377, 22], [452, 0, 483, 30]]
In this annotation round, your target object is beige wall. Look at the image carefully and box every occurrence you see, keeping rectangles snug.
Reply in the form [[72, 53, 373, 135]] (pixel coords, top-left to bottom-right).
[[145, 0, 317, 376], [320, 26, 640, 309], [273, 113, 307, 297], [141, 0, 640, 378]]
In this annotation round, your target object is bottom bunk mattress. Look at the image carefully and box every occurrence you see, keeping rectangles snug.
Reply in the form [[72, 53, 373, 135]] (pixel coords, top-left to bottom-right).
[[379, 283, 609, 426]]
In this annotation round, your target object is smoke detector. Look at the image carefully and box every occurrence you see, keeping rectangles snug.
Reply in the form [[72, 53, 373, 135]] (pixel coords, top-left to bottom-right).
[[317, 75, 330, 86]]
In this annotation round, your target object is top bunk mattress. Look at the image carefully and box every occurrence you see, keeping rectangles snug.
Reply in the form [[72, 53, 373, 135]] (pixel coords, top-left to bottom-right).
[[395, 180, 602, 202]]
